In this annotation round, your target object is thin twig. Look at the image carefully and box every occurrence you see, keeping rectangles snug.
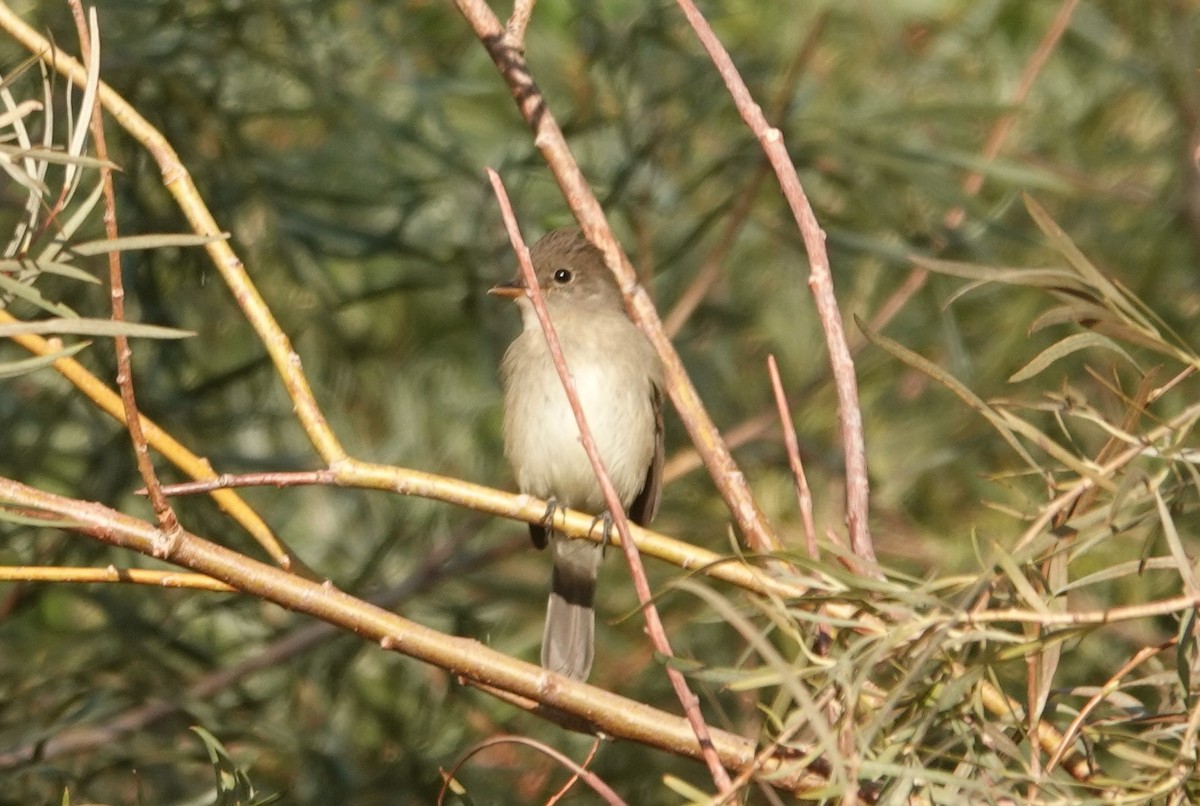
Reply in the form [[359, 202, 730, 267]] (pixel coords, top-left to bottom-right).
[[0, 564, 234, 591], [766, 355, 818, 559], [438, 735, 624, 806], [69, 2, 182, 554], [663, 11, 828, 339], [488, 169, 732, 793], [149, 467, 831, 604], [672, 0, 875, 571], [452, 0, 777, 556], [547, 739, 603, 805]]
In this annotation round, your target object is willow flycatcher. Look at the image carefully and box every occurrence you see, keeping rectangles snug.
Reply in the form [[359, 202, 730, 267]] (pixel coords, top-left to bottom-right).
[[491, 228, 663, 680]]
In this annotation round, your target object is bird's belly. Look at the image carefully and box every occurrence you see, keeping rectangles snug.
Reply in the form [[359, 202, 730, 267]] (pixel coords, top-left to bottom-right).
[[506, 359, 654, 514]]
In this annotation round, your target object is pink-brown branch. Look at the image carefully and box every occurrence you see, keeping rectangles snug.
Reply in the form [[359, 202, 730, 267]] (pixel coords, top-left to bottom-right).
[[672, 0, 875, 571], [488, 169, 732, 793], [70, 2, 182, 553]]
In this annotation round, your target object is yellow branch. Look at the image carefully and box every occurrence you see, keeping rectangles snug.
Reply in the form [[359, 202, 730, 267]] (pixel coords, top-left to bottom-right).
[[0, 308, 292, 566], [0, 564, 234, 592]]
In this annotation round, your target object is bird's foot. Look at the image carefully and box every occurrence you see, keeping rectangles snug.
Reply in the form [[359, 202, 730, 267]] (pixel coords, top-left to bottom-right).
[[588, 510, 615, 557]]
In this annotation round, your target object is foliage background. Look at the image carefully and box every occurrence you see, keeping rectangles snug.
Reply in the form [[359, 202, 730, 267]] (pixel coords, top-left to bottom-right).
[[1, 0, 1198, 803]]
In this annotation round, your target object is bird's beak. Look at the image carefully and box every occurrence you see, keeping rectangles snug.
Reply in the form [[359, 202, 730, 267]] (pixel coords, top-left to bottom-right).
[[488, 279, 525, 300]]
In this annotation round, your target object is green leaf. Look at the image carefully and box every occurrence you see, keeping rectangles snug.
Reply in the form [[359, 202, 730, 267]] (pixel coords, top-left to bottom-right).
[[1008, 332, 1139, 383], [0, 144, 118, 170], [1024, 195, 1158, 334], [71, 232, 227, 256], [0, 274, 77, 318], [0, 341, 89, 378], [0, 507, 83, 529], [914, 256, 1082, 289], [0, 318, 194, 339], [857, 316, 1042, 472], [0, 258, 100, 285]]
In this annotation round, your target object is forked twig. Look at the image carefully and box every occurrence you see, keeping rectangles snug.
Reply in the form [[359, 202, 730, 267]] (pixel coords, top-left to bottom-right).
[[453, 0, 777, 556], [672, 0, 875, 571], [0, 307, 292, 565], [69, 2, 182, 555]]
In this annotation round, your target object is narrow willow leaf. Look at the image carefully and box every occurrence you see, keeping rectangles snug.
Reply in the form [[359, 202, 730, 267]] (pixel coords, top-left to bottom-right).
[[1110, 273, 1197, 360], [1024, 195, 1156, 333], [0, 317, 194, 339], [661, 776, 711, 802], [1028, 302, 1118, 334], [0, 274, 76, 317], [857, 316, 1042, 471], [1008, 332, 1139, 383], [0, 507, 82, 529], [0, 99, 41, 129], [0, 341, 88, 378], [60, 7, 102, 200], [0, 258, 100, 284], [0, 149, 48, 195], [0, 146, 118, 170], [1059, 557, 1180, 593], [0, 52, 41, 92], [913, 256, 1081, 289], [29, 260, 100, 284], [914, 147, 1075, 192], [1033, 552, 1068, 719], [1154, 487, 1200, 596], [1177, 609, 1199, 705], [1090, 320, 1184, 360], [71, 232, 227, 256], [992, 545, 1050, 614]]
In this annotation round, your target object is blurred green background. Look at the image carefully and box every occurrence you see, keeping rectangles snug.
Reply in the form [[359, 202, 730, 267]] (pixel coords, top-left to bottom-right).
[[1, 0, 1198, 802]]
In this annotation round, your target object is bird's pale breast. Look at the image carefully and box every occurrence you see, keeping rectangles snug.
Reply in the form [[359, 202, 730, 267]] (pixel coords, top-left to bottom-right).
[[501, 309, 658, 514]]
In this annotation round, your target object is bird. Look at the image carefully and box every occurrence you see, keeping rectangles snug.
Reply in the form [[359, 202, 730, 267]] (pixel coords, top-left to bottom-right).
[[491, 227, 663, 681]]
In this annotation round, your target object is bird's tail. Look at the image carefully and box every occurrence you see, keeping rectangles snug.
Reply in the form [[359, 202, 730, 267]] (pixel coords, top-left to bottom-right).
[[542, 536, 601, 680]]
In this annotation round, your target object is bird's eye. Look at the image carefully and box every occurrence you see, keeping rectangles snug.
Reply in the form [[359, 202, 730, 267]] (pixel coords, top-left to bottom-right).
[[553, 268, 572, 284]]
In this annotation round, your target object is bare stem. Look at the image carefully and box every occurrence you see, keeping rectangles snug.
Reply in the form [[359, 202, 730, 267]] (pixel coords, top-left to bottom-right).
[[69, 2, 182, 553], [672, 0, 876, 570], [488, 169, 732, 793], [151, 468, 825, 603], [0, 564, 233, 591], [766, 355, 818, 559]]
